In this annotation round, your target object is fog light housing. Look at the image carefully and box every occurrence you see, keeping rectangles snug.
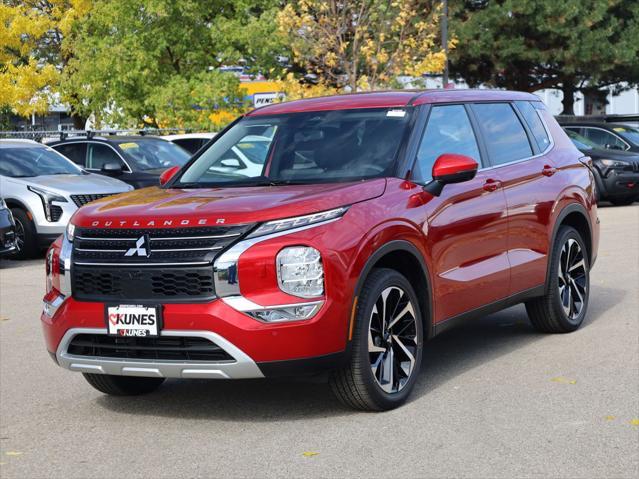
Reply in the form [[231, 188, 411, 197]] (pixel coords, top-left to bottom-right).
[[276, 246, 324, 298], [246, 302, 323, 323]]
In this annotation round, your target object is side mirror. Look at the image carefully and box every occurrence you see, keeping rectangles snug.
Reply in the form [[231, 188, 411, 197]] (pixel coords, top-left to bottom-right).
[[159, 166, 180, 186], [159, 165, 180, 186], [424, 153, 478, 196], [101, 162, 123, 174], [220, 158, 242, 169]]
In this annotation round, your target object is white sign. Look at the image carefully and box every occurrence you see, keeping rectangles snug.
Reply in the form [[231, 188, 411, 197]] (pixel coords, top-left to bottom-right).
[[253, 92, 285, 107]]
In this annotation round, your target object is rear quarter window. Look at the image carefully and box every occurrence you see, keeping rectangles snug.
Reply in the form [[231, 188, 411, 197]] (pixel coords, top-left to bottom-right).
[[515, 101, 551, 152]]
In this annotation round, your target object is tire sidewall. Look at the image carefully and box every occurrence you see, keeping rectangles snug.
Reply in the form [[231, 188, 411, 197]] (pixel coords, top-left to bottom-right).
[[354, 269, 424, 409]]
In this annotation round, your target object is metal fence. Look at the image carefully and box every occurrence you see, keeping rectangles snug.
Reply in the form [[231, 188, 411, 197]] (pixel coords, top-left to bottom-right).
[[0, 128, 193, 143]]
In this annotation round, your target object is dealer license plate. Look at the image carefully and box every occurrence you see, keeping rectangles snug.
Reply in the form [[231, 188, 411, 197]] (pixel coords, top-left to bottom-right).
[[106, 304, 161, 337]]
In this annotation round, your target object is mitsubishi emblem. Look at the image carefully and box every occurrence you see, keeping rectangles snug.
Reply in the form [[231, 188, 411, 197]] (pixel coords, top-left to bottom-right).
[[125, 235, 151, 257]]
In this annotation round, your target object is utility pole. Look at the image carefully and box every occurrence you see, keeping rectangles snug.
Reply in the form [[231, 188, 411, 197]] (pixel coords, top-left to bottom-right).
[[442, 0, 449, 88]]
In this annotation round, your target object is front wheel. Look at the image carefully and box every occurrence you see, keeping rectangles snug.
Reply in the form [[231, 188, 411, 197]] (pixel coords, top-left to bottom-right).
[[83, 373, 165, 396], [526, 226, 590, 333], [330, 268, 423, 411]]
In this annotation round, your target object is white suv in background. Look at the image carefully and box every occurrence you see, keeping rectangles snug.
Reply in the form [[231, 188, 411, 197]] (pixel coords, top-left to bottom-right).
[[0, 140, 132, 258]]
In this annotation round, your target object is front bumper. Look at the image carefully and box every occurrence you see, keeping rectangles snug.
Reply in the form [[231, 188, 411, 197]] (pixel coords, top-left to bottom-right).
[[55, 327, 264, 379], [0, 208, 17, 255], [599, 170, 639, 199]]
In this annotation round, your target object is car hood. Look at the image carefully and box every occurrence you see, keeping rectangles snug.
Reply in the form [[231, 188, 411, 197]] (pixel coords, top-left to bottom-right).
[[580, 147, 639, 163], [8, 173, 132, 195], [71, 179, 387, 228]]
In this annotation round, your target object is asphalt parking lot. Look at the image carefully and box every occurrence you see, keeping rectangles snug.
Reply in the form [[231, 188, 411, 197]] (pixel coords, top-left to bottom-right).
[[0, 204, 637, 479]]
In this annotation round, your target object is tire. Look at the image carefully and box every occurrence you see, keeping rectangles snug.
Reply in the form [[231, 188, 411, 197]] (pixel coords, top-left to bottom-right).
[[10, 208, 38, 259], [329, 268, 424, 411], [83, 373, 165, 396], [525, 226, 590, 333], [609, 197, 636, 206]]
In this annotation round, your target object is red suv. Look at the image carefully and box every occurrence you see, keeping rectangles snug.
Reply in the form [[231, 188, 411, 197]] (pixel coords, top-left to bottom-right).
[[41, 90, 599, 410]]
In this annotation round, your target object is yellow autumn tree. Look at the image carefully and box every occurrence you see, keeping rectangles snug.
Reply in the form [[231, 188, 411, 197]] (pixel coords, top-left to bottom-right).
[[0, 0, 89, 119], [278, 0, 449, 91]]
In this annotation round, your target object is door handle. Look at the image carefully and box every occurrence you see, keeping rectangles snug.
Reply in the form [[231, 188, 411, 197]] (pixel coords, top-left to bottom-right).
[[542, 164, 557, 177], [483, 178, 501, 192]]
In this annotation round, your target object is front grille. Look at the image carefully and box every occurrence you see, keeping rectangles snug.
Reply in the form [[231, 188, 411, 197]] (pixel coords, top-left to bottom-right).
[[50, 205, 63, 222], [73, 225, 253, 265], [72, 265, 215, 301], [67, 334, 234, 362], [71, 224, 254, 302], [71, 194, 115, 207]]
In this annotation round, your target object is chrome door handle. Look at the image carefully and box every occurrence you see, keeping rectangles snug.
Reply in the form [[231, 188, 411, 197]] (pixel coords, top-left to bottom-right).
[[542, 165, 557, 177]]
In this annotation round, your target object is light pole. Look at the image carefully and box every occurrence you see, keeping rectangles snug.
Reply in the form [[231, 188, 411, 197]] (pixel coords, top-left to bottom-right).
[[442, 0, 449, 88]]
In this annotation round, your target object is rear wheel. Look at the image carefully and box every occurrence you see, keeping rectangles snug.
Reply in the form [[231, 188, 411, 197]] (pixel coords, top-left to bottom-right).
[[10, 208, 37, 259], [83, 373, 165, 396], [330, 268, 423, 411], [526, 226, 590, 333]]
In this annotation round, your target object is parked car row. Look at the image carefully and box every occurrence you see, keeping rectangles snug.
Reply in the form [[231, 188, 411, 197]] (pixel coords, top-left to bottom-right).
[[1, 118, 636, 261]]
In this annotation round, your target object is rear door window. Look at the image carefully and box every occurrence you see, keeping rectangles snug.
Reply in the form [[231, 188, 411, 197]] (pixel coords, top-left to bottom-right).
[[87, 143, 126, 170], [414, 105, 481, 182], [515, 101, 551, 152], [472, 103, 533, 166], [53, 143, 87, 166]]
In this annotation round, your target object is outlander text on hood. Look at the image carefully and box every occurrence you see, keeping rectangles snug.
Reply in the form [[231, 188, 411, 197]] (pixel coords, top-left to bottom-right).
[[42, 90, 599, 411]]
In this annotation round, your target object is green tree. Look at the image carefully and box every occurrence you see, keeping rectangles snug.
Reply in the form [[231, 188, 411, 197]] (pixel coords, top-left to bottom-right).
[[450, 0, 639, 114], [62, 0, 284, 129]]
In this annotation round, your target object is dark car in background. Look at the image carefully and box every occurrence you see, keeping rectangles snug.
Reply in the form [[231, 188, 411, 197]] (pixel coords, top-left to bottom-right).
[[47, 136, 191, 188], [561, 122, 639, 153], [0, 197, 17, 257], [564, 129, 639, 205]]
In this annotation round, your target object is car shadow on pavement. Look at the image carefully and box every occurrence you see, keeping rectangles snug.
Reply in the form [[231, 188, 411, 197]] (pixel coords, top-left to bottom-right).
[[95, 284, 624, 421], [0, 257, 44, 269]]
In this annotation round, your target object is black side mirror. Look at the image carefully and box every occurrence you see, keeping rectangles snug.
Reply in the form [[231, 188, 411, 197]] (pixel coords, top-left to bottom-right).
[[101, 162, 123, 174]]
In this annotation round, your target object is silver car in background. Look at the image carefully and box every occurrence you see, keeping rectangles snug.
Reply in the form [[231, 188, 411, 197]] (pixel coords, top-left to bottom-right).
[[0, 140, 132, 258]]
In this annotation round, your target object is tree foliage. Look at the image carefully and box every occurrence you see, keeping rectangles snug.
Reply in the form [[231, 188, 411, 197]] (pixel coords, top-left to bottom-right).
[[0, 0, 89, 118], [63, 0, 286, 128], [450, 0, 639, 113], [278, 0, 447, 91]]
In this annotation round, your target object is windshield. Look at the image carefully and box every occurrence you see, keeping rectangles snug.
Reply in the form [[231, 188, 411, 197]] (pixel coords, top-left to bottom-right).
[[612, 126, 639, 145], [565, 129, 597, 150], [0, 146, 84, 177], [116, 139, 191, 170], [176, 108, 412, 187]]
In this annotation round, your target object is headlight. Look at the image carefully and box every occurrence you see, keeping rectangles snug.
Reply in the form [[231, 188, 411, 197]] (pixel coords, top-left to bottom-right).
[[27, 186, 68, 222], [66, 222, 75, 242], [276, 246, 324, 298], [599, 159, 628, 167], [246, 207, 348, 239]]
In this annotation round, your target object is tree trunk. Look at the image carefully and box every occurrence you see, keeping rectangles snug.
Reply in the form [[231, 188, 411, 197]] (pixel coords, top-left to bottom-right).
[[71, 113, 87, 130], [561, 80, 576, 115]]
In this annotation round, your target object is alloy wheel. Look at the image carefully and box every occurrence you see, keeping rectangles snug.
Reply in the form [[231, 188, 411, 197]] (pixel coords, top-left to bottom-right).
[[368, 286, 418, 393], [558, 238, 588, 320]]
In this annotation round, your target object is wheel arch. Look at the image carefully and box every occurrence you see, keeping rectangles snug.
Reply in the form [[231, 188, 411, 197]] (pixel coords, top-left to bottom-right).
[[547, 203, 593, 292], [351, 240, 434, 340], [4, 197, 34, 217]]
